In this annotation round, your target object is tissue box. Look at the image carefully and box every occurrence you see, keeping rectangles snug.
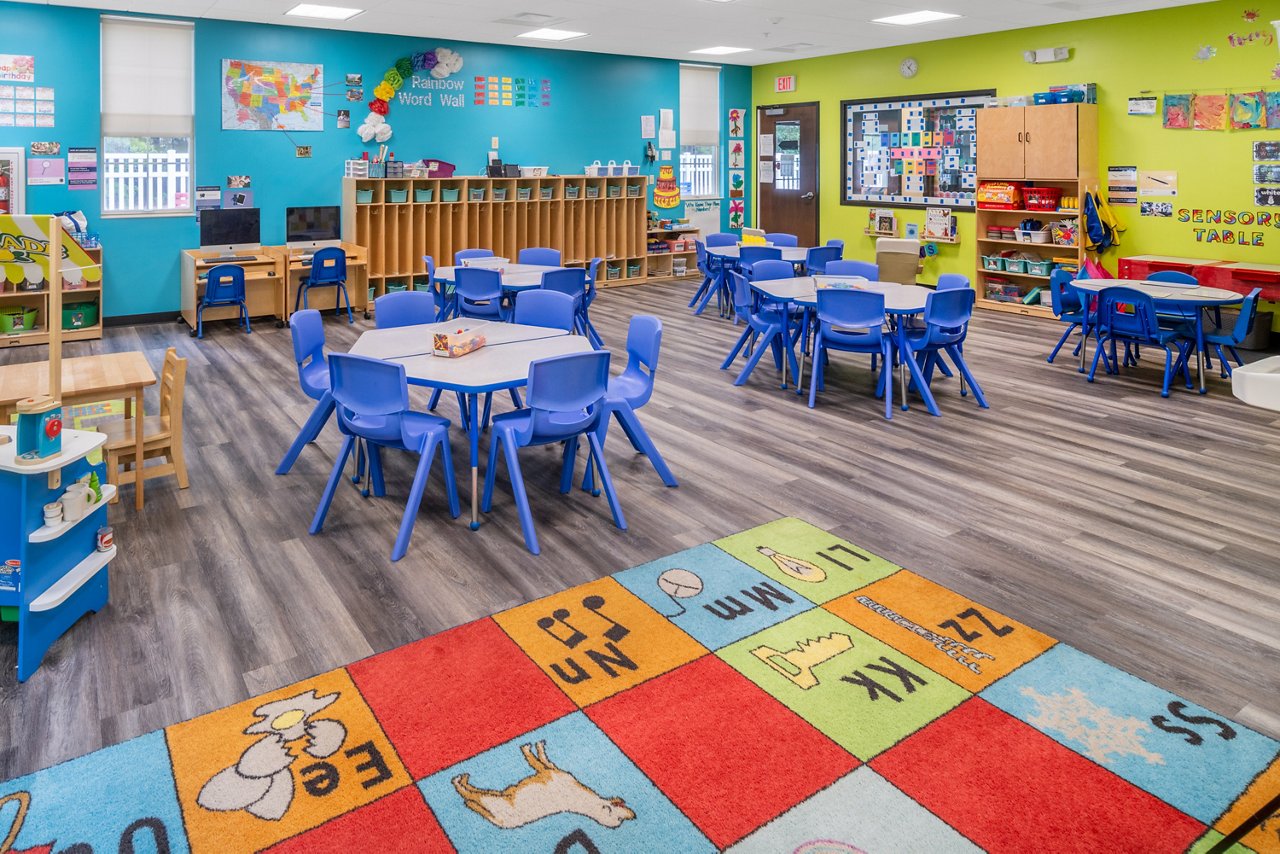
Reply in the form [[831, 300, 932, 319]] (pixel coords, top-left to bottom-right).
[[433, 327, 487, 358]]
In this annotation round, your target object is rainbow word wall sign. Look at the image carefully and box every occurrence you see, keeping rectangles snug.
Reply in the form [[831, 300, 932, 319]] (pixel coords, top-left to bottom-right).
[[474, 76, 551, 108]]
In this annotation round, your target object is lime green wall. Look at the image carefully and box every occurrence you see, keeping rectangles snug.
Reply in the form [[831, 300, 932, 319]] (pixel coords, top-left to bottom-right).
[[753, 0, 1280, 322]]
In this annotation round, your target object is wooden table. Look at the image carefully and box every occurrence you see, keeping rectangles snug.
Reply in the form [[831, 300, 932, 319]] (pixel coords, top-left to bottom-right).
[[0, 351, 156, 509]]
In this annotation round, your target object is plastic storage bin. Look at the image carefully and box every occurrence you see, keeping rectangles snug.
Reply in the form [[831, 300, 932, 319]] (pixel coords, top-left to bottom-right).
[[982, 255, 1005, 272], [62, 302, 98, 329], [388, 189, 408, 204], [441, 188, 461, 202], [1024, 187, 1062, 211], [1004, 258, 1029, 274], [385, 283, 408, 293], [414, 188, 434, 202], [1025, 259, 1054, 276], [356, 189, 374, 204], [469, 188, 486, 201], [0, 307, 37, 333], [517, 188, 532, 201], [540, 187, 553, 200], [565, 186, 581, 199]]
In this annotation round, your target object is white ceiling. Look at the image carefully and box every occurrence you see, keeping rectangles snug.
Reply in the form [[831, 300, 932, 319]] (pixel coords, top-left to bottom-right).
[[14, 0, 1209, 65]]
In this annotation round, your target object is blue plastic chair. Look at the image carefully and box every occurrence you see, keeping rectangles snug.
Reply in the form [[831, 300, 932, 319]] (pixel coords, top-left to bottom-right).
[[808, 289, 892, 419], [1047, 269, 1086, 364], [936, 273, 970, 291], [1147, 269, 1203, 333], [518, 247, 561, 266], [276, 309, 333, 475], [1088, 286, 1192, 396], [825, 260, 878, 280], [1202, 287, 1261, 377], [295, 247, 353, 324], [900, 287, 988, 415], [738, 246, 783, 276], [1147, 270, 1198, 287], [581, 257, 604, 347], [826, 239, 846, 257], [692, 240, 732, 317], [705, 232, 737, 247], [375, 290, 436, 329], [309, 353, 460, 561], [454, 248, 494, 265], [720, 270, 797, 386], [765, 233, 799, 247], [422, 255, 453, 320], [514, 289, 575, 332], [454, 266, 507, 320], [198, 264, 251, 338], [805, 245, 840, 276], [482, 351, 625, 555], [749, 259, 796, 282], [540, 267, 587, 334]]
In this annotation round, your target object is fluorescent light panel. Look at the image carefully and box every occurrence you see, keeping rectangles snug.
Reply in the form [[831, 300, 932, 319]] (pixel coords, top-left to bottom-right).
[[690, 46, 751, 55], [517, 27, 588, 41], [872, 10, 960, 25], [285, 3, 363, 20]]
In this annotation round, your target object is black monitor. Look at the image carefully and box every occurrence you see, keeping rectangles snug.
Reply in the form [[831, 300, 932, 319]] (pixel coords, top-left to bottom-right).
[[285, 205, 342, 249], [199, 207, 261, 254]]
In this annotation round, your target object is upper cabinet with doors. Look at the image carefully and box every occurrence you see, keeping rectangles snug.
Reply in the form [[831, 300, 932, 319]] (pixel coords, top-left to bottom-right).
[[976, 103, 1098, 180]]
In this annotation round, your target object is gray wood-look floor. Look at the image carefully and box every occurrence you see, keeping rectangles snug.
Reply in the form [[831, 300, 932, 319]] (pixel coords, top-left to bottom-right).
[[1, 279, 1277, 780]]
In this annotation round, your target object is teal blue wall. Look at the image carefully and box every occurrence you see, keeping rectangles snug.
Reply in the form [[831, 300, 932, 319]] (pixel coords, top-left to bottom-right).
[[0, 2, 751, 317]]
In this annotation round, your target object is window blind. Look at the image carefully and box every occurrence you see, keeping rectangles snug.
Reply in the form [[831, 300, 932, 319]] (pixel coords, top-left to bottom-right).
[[679, 64, 721, 147], [101, 17, 193, 137]]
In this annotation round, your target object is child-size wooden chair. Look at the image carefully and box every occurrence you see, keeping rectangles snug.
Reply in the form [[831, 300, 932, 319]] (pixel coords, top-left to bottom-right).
[[103, 348, 189, 501]]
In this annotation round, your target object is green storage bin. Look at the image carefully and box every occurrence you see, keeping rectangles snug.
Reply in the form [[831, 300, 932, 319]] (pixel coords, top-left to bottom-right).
[[469, 188, 486, 201], [1025, 259, 1054, 276], [388, 189, 408, 204], [386, 283, 409, 293], [586, 186, 600, 199], [1004, 258, 1028, 274], [368, 286, 376, 302], [413, 280, 432, 292], [62, 301, 98, 330], [981, 255, 1004, 272], [517, 188, 532, 201], [0, 306, 38, 333], [565, 186, 580, 199], [441, 188, 461, 202], [540, 187, 553, 200], [1, 606, 17, 623], [356, 188, 374, 204], [492, 188, 508, 201], [627, 262, 641, 277], [414, 188, 434, 202]]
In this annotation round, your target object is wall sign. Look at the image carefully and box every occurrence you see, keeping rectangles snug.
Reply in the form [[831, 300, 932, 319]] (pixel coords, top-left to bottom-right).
[[775, 75, 796, 94]]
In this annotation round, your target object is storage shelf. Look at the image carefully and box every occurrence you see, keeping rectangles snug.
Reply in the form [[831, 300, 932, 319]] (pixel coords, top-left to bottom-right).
[[977, 208, 1080, 215], [978, 237, 1078, 248], [977, 297, 1054, 318], [985, 270, 1052, 281], [29, 485, 115, 543], [30, 545, 115, 613]]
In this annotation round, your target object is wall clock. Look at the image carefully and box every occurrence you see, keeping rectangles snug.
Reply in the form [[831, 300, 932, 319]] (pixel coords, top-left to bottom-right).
[[900, 57, 918, 78]]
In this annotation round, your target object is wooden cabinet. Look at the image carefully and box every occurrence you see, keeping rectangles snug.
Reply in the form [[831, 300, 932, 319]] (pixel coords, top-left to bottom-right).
[[1, 244, 104, 349], [976, 104, 1096, 180]]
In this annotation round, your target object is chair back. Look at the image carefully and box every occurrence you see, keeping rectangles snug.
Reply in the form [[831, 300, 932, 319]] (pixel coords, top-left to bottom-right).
[[518, 247, 561, 266], [455, 266, 503, 303], [728, 270, 754, 317], [290, 309, 329, 399], [738, 246, 782, 271], [1147, 270, 1198, 288], [585, 257, 603, 306], [876, 237, 919, 285], [765, 232, 799, 247], [204, 265, 246, 304], [375, 290, 437, 328], [817, 289, 885, 340], [308, 247, 347, 284], [541, 267, 586, 300], [525, 350, 611, 439], [826, 238, 845, 257], [514, 289, 576, 331], [328, 353, 411, 445], [749, 259, 795, 282], [804, 246, 840, 275], [454, 248, 495, 265], [158, 348, 188, 438], [936, 273, 970, 291], [705, 232, 737, 247], [1097, 286, 1160, 340], [825, 260, 877, 280], [1048, 269, 1082, 317], [1227, 287, 1263, 344], [921, 286, 975, 346], [695, 241, 710, 275], [619, 315, 663, 409]]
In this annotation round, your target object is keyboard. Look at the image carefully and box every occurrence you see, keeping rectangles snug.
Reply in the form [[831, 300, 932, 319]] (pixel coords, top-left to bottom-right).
[[212, 256, 254, 263]]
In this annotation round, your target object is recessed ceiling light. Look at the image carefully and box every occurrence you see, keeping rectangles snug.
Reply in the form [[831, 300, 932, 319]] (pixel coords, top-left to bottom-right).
[[872, 10, 960, 25], [517, 27, 588, 41], [285, 3, 363, 20], [690, 46, 751, 55]]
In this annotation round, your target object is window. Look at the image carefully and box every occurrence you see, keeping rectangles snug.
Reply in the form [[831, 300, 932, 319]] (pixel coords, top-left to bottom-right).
[[679, 64, 720, 199], [100, 17, 193, 215]]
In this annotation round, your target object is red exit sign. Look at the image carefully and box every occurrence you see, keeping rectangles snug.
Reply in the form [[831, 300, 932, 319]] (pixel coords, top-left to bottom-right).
[[775, 75, 796, 93]]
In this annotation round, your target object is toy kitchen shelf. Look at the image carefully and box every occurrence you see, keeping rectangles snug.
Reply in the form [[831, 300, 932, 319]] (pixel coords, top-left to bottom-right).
[[0, 425, 114, 681], [1, 243, 104, 349]]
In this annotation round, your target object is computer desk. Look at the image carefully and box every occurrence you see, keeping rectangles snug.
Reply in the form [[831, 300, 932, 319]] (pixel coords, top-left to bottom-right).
[[268, 243, 369, 321], [179, 249, 286, 334]]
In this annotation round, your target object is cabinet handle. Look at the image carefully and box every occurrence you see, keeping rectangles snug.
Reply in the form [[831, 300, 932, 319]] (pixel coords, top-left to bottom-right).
[[1025, 132, 1031, 144], [1018, 132, 1023, 143]]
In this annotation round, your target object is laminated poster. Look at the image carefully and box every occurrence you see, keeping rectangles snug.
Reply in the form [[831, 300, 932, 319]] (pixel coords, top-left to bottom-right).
[[1230, 91, 1265, 130], [1255, 164, 1280, 184], [1255, 141, 1280, 161], [1258, 186, 1280, 207], [1192, 94, 1228, 131], [1162, 94, 1191, 129]]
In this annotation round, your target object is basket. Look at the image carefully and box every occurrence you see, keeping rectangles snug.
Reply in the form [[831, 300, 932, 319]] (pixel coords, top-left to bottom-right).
[[607, 185, 621, 198], [385, 283, 408, 293], [565, 186, 581, 199], [61, 302, 98, 329], [586, 186, 600, 199], [1016, 229, 1051, 244], [414, 189, 434, 202], [627, 262, 641, 277], [356, 189, 374, 204], [388, 189, 408, 204], [0, 306, 38, 333], [981, 255, 1005, 271], [1025, 259, 1054, 276], [605, 264, 621, 280], [441, 188, 461, 202], [368, 286, 376, 302], [540, 187, 553, 200], [1004, 258, 1028, 274], [520, 166, 548, 178], [469, 188, 486, 201], [1024, 187, 1062, 211], [626, 185, 641, 197], [413, 280, 432, 292], [492, 188, 508, 201], [517, 188, 532, 201]]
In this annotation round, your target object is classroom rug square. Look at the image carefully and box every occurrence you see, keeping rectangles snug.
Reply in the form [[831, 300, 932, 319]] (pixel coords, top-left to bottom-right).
[[0, 517, 1276, 853]]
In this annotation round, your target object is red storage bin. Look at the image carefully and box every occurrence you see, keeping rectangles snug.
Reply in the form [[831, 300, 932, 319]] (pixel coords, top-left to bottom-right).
[[1024, 187, 1062, 211]]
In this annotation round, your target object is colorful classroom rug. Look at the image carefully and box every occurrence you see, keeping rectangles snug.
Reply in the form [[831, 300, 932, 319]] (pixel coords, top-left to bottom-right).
[[1, 518, 1277, 853]]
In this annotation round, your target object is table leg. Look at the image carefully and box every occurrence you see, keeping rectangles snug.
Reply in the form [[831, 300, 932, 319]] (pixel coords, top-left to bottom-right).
[[1079, 319, 1089, 373], [795, 307, 809, 395], [898, 321, 909, 411], [133, 387, 145, 510], [468, 392, 480, 530], [1196, 309, 1207, 394], [780, 309, 790, 390]]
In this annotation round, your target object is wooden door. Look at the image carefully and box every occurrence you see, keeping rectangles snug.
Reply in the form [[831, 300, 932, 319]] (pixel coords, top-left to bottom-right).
[[1023, 105, 1079, 179], [976, 107, 1026, 179], [757, 102, 819, 246]]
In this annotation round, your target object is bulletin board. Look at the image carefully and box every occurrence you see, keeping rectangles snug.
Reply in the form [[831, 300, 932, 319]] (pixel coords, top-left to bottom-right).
[[841, 89, 993, 210]]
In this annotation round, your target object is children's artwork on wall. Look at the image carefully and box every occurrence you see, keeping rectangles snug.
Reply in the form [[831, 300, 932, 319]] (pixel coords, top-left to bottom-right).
[[1230, 91, 1265, 129], [1192, 94, 1228, 130], [653, 164, 680, 209], [728, 108, 744, 138], [729, 140, 744, 169], [729, 199, 744, 229], [1265, 91, 1280, 128], [1163, 94, 1192, 129], [729, 170, 744, 199], [222, 59, 324, 131], [1254, 140, 1280, 160]]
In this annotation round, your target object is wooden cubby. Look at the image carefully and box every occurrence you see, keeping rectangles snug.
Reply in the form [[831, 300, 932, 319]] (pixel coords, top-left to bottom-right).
[[1, 244, 104, 349], [342, 176, 652, 309]]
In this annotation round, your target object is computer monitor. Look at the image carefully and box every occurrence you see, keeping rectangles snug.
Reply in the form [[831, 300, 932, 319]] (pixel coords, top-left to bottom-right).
[[199, 207, 261, 256], [285, 205, 342, 250]]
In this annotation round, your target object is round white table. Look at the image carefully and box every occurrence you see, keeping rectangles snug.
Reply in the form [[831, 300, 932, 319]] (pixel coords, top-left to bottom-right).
[[706, 244, 812, 264]]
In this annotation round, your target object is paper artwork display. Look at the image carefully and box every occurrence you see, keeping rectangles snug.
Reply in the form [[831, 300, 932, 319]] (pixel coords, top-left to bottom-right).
[[729, 140, 745, 169], [28, 157, 65, 186], [1128, 97, 1157, 115], [641, 115, 655, 139], [221, 59, 324, 131], [1266, 92, 1280, 129], [0, 55, 34, 83], [1107, 165, 1138, 207], [1230, 91, 1266, 129], [1163, 94, 1192, 129], [729, 199, 744, 229], [728, 108, 744, 138], [729, 170, 745, 199], [1192, 94, 1228, 131]]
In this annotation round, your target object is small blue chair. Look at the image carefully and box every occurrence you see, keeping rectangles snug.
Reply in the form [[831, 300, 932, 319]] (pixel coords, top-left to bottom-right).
[[295, 247, 353, 324], [518, 247, 561, 266], [309, 353, 460, 561], [1088, 286, 1191, 396], [721, 270, 797, 386], [900, 287, 988, 414], [765, 232, 799, 247], [705, 232, 737, 247], [692, 240, 733, 317], [738, 246, 782, 276], [454, 248, 494, 265], [375, 290, 436, 329], [276, 309, 332, 475], [482, 351, 626, 555], [1147, 270, 1199, 287], [1202, 287, 1261, 377], [936, 273, 970, 291], [514, 289, 575, 332], [198, 264, 251, 339], [749, 259, 796, 282], [581, 257, 604, 348], [689, 241, 717, 310], [1148, 269, 1202, 332], [805, 246, 840, 276], [455, 266, 507, 321], [1047, 269, 1086, 364], [422, 255, 453, 320], [808, 288, 892, 419], [826, 239, 846, 257], [541, 267, 588, 335], [825, 260, 877, 280]]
